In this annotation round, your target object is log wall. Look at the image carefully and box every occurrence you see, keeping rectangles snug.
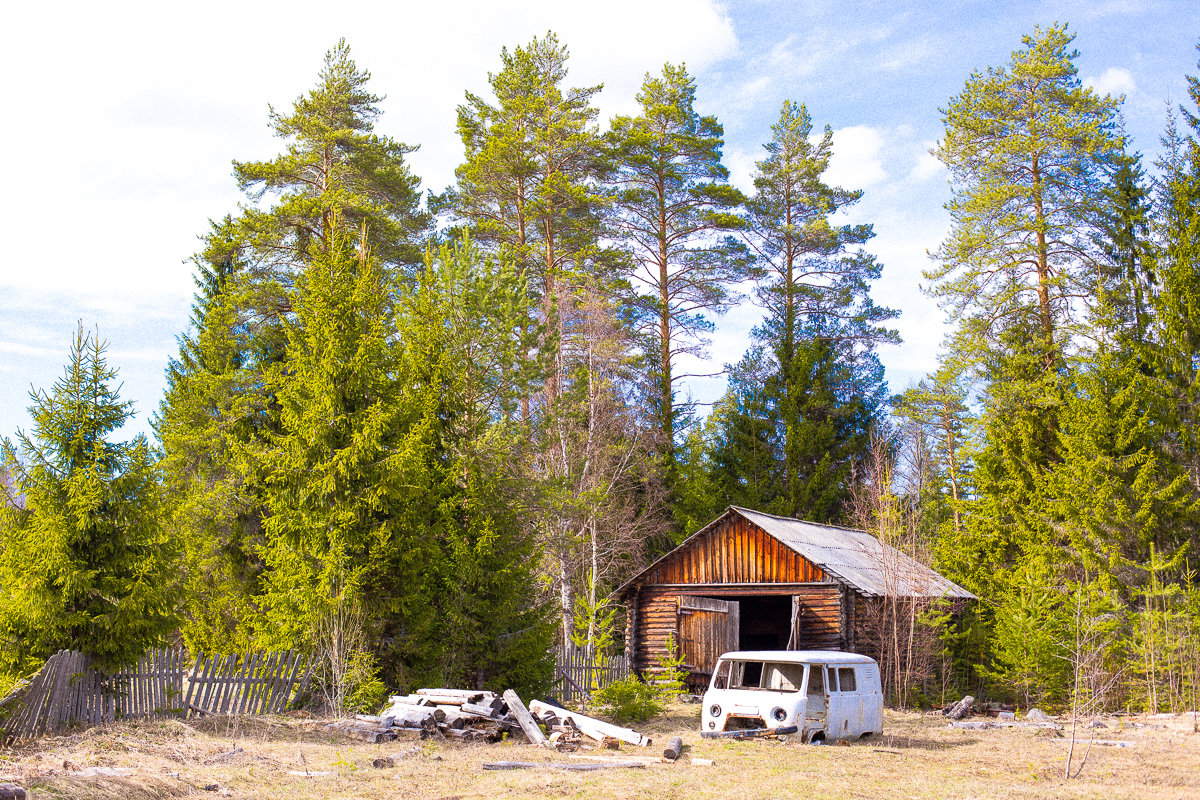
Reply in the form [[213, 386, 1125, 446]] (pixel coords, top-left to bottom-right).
[[627, 582, 847, 678]]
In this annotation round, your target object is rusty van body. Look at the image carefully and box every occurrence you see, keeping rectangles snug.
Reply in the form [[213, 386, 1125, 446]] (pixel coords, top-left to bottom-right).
[[701, 650, 883, 742]]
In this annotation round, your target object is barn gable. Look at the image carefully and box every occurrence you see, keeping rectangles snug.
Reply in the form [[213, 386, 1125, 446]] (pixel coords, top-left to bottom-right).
[[631, 508, 826, 586]]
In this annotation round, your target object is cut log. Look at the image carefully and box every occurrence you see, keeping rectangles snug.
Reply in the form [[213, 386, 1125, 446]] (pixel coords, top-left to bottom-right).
[[416, 688, 486, 705], [382, 703, 445, 726], [700, 725, 797, 740], [569, 754, 662, 765], [663, 736, 683, 761], [461, 701, 501, 719], [325, 723, 384, 743], [528, 700, 651, 748], [945, 695, 975, 720], [440, 707, 489, 728], [502, 690, 552, 749]]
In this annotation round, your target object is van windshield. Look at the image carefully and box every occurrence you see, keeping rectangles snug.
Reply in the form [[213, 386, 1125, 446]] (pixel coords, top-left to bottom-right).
[[720, 661, 806, 691]]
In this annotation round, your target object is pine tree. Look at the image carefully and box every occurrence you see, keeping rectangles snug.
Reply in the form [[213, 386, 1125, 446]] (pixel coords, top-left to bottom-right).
[[0, 327, 177, 672], [746, 100, 897, 520], [235, 39, 428, 274], [928, 23, 1121, 364], [453, 33, 607, 410], [606, 63, 749, 473]]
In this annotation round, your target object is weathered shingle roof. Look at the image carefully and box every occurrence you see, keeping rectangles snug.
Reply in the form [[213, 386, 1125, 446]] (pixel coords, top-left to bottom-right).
[[618, 506, 975, 600], [731, 507, 976, 599]]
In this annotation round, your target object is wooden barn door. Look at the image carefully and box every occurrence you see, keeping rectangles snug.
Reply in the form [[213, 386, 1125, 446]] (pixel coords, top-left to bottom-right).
[[786, 596, 802, 650], [677, 596, 740, 681]]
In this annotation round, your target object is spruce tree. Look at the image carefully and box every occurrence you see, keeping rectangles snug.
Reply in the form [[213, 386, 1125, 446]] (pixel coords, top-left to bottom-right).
[[254, 226, 438, 667], [0, 327, 177, 672], [156, 218, 270, 653], [400, 237, 554, 692]]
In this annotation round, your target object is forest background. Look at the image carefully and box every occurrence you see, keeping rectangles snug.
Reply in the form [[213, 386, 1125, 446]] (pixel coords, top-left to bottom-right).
[[3, 1, 1200, 715]]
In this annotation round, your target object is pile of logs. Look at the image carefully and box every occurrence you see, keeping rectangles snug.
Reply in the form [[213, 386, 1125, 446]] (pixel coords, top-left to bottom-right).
[[324, 688, 653, 752], [325, 688, 520, 744]]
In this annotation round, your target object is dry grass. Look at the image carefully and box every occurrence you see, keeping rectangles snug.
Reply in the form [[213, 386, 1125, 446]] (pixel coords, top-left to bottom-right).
[[2, 705, 1198, 800]]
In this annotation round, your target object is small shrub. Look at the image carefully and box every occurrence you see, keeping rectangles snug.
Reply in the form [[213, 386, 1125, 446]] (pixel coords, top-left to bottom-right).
[[593, 675, 665, 724], [649, 635, 689, 700]]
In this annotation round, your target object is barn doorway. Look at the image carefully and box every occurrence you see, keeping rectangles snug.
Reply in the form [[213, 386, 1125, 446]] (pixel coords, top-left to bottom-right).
[[732, 595, 792, 651]]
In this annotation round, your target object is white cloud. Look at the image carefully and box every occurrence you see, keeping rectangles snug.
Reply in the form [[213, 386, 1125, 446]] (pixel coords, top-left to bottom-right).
[[909, 146, 944, 182], [724, 146, 759, 195], [0, 0, 739, 438], [826, 126, 887, 189], [1085, 67, 1137, 98], [0, 0, 739, 301]]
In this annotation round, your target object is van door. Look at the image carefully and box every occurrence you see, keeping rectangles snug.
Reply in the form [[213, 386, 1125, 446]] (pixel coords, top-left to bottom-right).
[[801, 663, 828, 739], [823, 665, 849, 738], [836, 666, 865, 735], [678, 596, 740, 684]]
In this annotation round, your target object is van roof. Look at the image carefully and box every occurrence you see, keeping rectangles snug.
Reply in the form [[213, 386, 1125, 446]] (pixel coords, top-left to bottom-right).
[[717, 650, 877, 665]]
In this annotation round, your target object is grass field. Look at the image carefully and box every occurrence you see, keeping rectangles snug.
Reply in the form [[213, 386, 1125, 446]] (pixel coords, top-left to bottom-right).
[[2, 704, 1198, 799]]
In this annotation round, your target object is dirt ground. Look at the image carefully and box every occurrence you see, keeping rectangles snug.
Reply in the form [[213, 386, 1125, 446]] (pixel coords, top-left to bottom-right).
[[2, 704, 1198, 800]]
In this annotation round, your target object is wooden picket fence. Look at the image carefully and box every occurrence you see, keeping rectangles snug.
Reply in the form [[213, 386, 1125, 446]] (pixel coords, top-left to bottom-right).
[[0, 647, 311, 743], [552, 645, 628, 702]]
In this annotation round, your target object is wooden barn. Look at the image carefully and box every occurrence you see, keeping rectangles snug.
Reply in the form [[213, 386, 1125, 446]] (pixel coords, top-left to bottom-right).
[[617, 506, 975, 689]]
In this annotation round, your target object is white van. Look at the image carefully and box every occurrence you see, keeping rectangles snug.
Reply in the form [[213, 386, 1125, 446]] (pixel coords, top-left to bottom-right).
[[701, 650, 883, 742]]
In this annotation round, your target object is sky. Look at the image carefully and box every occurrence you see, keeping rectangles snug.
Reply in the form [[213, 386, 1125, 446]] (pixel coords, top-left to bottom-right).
[[0, 0, 1196, 443]]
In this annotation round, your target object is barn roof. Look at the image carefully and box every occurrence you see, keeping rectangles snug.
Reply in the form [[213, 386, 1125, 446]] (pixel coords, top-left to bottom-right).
[[619, 506, 976, 600]]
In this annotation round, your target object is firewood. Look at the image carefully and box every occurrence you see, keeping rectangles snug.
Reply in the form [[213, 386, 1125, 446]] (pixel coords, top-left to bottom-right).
[[663, 736, 684, 761], [528, 700, 651, 747], [461, 701, 501, 718], [416, 688, 486, 705], [502, 690, 552, 749], [482, 761, 646, 771]]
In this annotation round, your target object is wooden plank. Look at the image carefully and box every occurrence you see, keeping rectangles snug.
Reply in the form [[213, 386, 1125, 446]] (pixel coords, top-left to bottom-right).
[[501, 690, 550, 749], [529, 700, 650, 747], [249, 652, 273, 714], [235, 652, 260, 716], [257, 651, 281, 714], [202, 654, 223, 715], [269, 651, 297, 713], [289, 654, 313, 711], [271, 652, 295, 713]]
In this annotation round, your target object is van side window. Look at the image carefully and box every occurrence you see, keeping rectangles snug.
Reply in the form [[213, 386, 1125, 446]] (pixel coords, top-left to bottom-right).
[[838, 667, 857, 692], [765, 662, 804, 691], [712, 660, 730, 689], [827, 666, 839, 692], [738, 661, 764, 688], [806, 664, 824, 695]]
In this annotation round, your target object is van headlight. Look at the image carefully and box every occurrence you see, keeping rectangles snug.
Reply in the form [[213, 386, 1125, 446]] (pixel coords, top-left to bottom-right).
[[772, 707, 788, 722], [709, 704, 721, 717]]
